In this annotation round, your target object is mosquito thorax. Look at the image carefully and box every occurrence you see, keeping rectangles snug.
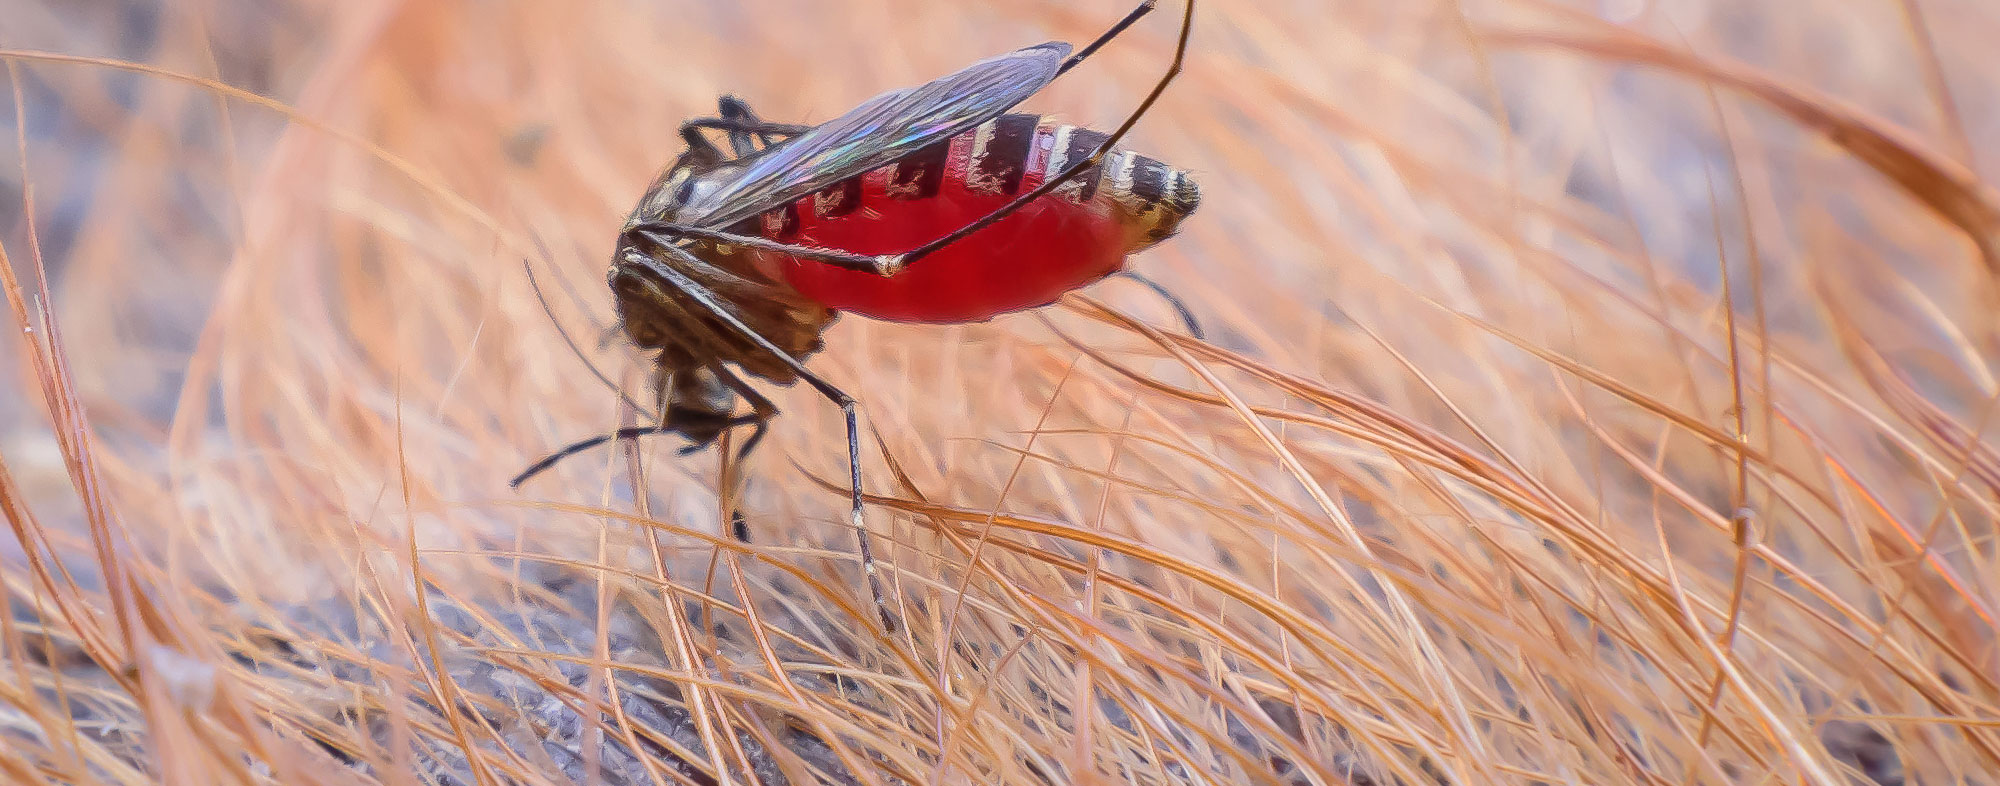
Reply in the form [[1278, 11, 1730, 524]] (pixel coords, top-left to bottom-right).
[[610, 146, 838, 392], [626, 152, 728, 230]]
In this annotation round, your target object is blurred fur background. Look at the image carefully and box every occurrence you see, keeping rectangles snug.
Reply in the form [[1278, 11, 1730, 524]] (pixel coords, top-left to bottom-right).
[[2, 0, 1996, 783]]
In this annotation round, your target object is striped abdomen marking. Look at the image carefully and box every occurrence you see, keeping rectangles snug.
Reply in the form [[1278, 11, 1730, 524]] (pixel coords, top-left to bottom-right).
[[759, 114, 1200, 323], [763, 114, 1197, 243]]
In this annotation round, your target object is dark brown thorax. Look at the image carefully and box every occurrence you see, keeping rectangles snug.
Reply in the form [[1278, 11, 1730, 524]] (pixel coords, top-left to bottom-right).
[[609, 147, 838, 398]]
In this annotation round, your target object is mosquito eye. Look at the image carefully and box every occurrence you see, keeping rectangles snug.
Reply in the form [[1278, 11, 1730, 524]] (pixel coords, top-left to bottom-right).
[[670, 170, 697, 205]]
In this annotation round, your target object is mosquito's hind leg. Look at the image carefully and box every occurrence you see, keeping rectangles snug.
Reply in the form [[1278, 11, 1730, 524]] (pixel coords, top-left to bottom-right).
[[1114, 269, 1204, 339], [718, 96, 763, 156], [679, 102, 807, 161], [1059, 0, 1158, 76], [674, 96, 810, 160], [679, 116, 810, 143], [883, 0, 1194, 270], [717, 96, 804, 150], [619, 244, 898, 633], [679, 122, 727, 161]]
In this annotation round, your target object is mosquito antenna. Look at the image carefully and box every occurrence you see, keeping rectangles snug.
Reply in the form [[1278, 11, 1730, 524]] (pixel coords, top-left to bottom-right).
[[522, 256, 655, 421], [1114, 269, 1203, 339], [539, 231, 632, 349]]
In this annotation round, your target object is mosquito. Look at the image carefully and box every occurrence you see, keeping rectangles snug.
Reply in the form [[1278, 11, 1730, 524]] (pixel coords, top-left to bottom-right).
[[513, 0, 1200, 631]]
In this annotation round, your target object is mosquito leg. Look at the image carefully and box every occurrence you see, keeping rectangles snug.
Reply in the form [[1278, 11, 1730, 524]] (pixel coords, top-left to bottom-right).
[[717, 96, 755, 119], [630, 225, 899, 275], [714, 96, 765, 155], [678, 123, 727, 161], [716, 96, 811, 149], [652, 368, 672, 417], [680, 117, 810, 140], [1059, 0, 1156, 76], [711, 365, 776, 544], [1114, 269, 1204, 339], [509, 414, 762, 489], [679, 117, 805, 163], [724, 422, 767, 543], [620, 246, 898, 632], [880, 0, 1195, 271], [717, 97, 759, 157], [683, 98, 808, 155]]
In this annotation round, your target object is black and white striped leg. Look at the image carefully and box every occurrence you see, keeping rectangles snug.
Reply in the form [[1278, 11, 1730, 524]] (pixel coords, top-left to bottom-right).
[[1114, 269, 1204, 339]]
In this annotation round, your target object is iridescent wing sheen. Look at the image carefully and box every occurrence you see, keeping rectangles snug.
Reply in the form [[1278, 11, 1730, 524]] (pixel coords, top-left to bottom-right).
[[677, 42, 1072, 229]]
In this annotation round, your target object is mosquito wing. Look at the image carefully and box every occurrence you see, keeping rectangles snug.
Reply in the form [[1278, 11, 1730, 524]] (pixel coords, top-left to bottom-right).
[[678, 42, 1072, 229]]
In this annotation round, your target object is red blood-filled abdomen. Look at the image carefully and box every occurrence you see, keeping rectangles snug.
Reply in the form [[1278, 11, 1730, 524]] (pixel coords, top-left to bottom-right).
[[769, 167, 1128, 324]]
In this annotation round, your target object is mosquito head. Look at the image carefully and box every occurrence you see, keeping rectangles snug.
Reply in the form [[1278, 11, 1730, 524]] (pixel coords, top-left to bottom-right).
[[662, 366, 740, 448], [626, 149, 743, 230]]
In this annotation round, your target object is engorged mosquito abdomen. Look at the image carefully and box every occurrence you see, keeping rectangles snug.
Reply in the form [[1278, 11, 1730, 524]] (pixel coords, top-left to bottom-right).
[[759, 114, 1197, 323], [779, 187, 1128, 323]]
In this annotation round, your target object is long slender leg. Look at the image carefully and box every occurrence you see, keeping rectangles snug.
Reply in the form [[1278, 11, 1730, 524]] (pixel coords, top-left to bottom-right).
[[718, 96, 811, 149], [676, 110, 808, 161], [717, 97, 760, 158], [680, 117, 811, 139], [620, 246, 897, 632], [678, 123, 726, 161], [631, 225, 893, 273], [711, 365, 775, 544], [716, 96, 802, 155], [509, 413, 762, 489], [886, 0, 1194, 269], [1058, 0, 1156, 76], [1114, 269, 1204, 339]]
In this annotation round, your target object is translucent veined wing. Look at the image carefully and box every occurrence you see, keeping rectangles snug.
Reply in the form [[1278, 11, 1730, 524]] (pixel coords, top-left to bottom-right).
[[677, 42, 1072, 229]]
